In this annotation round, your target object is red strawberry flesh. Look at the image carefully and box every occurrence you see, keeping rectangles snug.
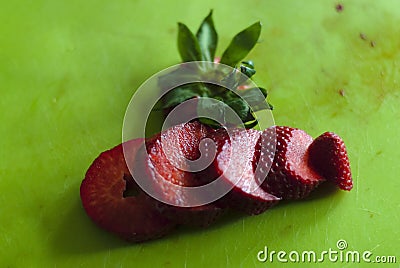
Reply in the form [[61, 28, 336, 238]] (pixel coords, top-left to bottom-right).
[[145, 121, 214, 187], [210, 128, 280, 215], [308, 132, 353, 190], [80, 139, 176, 242], [142, 121, 225, 226], [260, 126, 325, 200]]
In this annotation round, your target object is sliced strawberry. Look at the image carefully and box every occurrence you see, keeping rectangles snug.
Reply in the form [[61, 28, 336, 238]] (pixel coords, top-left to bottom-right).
[[209, 128, 280, 215], [142, 121, 225, 227], [145, 121, 214, 187], [259, 126, 325, 200], [308, 132, 353, 190], [80, 139, 176, 242]]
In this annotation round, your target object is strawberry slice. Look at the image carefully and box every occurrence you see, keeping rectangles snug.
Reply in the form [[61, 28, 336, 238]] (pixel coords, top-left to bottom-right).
[[80, 139, 176, 242], [209, 128, 280, 215], [259, 126, 325, 200], [145, 121, 215, 187], [142, 121, 225, 227], [308, 132, 353, 190]]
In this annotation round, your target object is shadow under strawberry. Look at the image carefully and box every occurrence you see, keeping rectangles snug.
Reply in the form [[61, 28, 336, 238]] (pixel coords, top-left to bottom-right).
[[51, 194, 126, 256], [302, 181, 343, 201]]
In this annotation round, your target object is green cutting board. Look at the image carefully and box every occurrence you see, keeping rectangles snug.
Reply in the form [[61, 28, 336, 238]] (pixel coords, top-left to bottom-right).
[[1, 0, 399, 267]]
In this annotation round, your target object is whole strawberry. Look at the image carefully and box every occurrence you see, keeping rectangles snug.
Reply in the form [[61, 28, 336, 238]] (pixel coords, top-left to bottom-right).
[[308, 132, 353, 190]]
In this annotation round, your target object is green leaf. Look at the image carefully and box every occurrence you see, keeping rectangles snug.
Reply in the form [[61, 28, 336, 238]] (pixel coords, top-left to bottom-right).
[[241, 60, 254, 69], [197, 97, 249, 127], [244, 119, 259, 129], [257, 87, 268, 98], [220, 67, 240, 89], [243, 110, 256, 122], [243, 86, 268, 98], [158, 64, 205, 91], [168, 17, 271, 129], [177, 23, 203, 62], [196, 10, 218, 62], [237, 87, 269, 111], [240, 65, 256, 78], [225, 97, 249, 121], [220, 22, 262, 67], [197, 97, 226, 124], [198, 118, 221, 128], [156, 84, 202, 109]]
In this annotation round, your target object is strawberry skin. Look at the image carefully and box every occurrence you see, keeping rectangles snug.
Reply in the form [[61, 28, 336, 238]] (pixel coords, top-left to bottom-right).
[[209, 128, 280, 215], [308, 132, 353, 190], [259, 126, 325, 200], [80, 139, 176, 242]]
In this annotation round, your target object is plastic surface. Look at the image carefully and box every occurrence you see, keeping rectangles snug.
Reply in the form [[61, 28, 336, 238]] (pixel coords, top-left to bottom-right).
[[1, 0, 399, 267]]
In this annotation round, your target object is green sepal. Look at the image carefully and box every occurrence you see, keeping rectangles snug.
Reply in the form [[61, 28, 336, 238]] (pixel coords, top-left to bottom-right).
[[177, 23, 203, 62], [196, 10, 218, 62], [220, 22, 262, 67]]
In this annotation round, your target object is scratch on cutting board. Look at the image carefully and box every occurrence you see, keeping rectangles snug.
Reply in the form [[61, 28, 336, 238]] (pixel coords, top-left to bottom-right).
[[355, 157, 360, 205], [299, 91, 318, 125], [324, 226, 329, 245], [239, 243, 259, 267], [358, 208, 381, 215], [364, 131, 375, 155], [225, 247, 230, 266], [368, 243, 381, 252], [103, 249, 111, 267], [256, 217, 265, 231], [200, 250, 205, 265], [184, 245, 188, 268], [314, 206, 318, 224], [325, 198, 336, 215], [311, 206, 318, 236]]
